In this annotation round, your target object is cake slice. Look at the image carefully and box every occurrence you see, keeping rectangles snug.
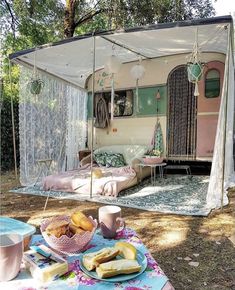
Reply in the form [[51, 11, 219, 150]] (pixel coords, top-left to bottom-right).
[[82, 247, 119, 271], [96, 259, 141, 278]]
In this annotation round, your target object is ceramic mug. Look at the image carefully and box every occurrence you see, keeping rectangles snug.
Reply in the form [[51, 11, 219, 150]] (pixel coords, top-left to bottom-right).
[[0, 233, 23, 281], [98, 205, 125, 238]]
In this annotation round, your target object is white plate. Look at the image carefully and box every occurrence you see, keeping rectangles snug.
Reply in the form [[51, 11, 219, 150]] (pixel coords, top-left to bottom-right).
[[79, 246, 147, 283]]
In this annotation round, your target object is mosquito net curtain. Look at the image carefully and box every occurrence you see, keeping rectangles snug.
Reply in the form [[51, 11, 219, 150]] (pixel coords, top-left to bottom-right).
[[19, 66, 87, 186], [206, 25, 235, 209]]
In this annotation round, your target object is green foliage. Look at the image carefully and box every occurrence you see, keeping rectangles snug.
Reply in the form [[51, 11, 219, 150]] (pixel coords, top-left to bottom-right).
[[1, 0, 63, 171], [75, 0, 215, 32], [1, 98, 19, 171]]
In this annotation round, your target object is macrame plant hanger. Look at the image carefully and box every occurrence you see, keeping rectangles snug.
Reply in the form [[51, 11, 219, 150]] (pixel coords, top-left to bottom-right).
[[28, 48, 44, 95], [187, 28, 204, 96]]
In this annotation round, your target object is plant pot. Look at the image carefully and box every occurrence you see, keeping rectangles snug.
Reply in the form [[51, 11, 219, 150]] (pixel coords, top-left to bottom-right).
[[187, 63, 203, 82], [29, 79, 43, 95]]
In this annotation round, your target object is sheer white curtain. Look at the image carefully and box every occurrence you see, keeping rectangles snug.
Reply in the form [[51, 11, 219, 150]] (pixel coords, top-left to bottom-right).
[[19, 67, 87, 186], [206, 25, 235, 209], [66, 86, 87, 170]]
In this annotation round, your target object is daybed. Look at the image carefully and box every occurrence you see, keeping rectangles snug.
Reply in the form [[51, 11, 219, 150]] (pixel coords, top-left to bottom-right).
[[43, 145, 151, 197]]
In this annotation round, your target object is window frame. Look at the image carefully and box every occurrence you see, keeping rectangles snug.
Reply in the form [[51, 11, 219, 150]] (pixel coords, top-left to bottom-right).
[[94, 89, 134, 118], [205, 68, 220, 99]]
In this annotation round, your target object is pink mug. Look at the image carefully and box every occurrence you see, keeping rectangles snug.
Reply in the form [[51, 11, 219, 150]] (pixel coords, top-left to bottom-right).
[[0, 233, 23, 281], [99, 205, 125, 238]]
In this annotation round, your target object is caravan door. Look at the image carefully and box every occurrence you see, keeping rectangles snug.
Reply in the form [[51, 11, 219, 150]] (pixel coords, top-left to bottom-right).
[[167, 65, 197, 160]]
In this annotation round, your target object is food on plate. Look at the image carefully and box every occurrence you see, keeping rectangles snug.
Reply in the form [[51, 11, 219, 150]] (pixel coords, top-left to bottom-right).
[[96, 259, 141, 278], [115, 241, 137, 260], [69, 223, 86, 235], [71, 211, 94, 232], [82, 247, 119, 271], [45, 220, 69, 238]]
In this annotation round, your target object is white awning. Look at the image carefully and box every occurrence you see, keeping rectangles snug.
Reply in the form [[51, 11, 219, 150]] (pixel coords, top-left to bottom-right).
[[10, 15, 233, 89]]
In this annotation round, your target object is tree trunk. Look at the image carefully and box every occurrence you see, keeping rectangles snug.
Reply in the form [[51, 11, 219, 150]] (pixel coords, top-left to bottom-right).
[[64, 0, 77, 38]]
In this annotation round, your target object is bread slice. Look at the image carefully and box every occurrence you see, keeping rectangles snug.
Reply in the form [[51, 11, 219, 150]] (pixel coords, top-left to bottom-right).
[[96, 259, 141, 278], [82, 247, 119, 271]]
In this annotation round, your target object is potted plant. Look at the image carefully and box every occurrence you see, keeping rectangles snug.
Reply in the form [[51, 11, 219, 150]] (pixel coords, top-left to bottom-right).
[[28, 77, 44, 95], [142, 149, 164, 164], [187, 62, 204, 83]]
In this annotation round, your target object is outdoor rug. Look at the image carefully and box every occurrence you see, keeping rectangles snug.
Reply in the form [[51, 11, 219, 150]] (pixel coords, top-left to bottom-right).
[[10, 175, 211, 216]]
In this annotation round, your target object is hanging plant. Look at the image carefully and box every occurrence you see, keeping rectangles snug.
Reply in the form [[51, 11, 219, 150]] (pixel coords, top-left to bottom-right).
[[187, 28, 204, 96], [28, 78, 44, 95], [28, 47, 44, 95], [187, 62, 204, 83]]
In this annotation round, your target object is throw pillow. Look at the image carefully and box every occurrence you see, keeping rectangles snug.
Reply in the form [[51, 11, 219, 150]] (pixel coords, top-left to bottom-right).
[[105, 153, 126, 167], [94, 153, 107, 167]]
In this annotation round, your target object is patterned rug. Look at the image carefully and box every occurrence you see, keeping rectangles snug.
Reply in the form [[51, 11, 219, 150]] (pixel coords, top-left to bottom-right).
[[10, 175, 211, 216]]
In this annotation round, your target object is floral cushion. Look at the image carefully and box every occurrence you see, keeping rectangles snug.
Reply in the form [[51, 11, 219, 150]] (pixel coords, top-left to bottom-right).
[[94, 153, 107, 166], [105, 153, 126, 168]]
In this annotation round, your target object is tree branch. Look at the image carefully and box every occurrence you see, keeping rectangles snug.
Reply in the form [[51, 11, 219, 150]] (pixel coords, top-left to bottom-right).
[[3, 0, 19, 35], [74, 9, 102, 28]]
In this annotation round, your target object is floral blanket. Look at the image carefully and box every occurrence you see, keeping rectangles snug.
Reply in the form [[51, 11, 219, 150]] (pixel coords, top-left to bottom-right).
[[0, 228, 174, 290], [43, 165, 137, 197]]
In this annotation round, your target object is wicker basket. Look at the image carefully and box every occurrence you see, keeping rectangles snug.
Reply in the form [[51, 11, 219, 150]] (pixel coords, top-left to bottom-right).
[[40, 215, 97, 254]]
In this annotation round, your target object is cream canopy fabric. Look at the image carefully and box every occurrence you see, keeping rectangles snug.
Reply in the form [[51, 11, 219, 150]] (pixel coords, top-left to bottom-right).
[[10, 16, 232, 89]]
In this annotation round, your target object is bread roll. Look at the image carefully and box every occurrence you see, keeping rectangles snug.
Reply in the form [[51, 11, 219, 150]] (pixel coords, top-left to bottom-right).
[[69, 223, 86, 235], [82, 247, 119, 271], [96, 259, 141, 278], [71, 211, 94, 232], [45, 220, 69, 238]]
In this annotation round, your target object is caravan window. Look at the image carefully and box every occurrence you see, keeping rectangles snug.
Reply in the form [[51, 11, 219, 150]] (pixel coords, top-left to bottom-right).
[[205, 69, 220, 98], [114, 90, 133, 117], [94, 90, 133, 117]]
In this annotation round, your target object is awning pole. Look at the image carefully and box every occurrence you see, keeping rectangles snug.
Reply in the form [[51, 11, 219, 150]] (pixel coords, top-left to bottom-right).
[[8, 59, 18, 178], [90, 33, 96, 199]]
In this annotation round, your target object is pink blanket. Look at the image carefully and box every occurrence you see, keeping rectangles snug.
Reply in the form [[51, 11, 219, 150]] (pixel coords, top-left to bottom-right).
[[42, 165, 137, 197]]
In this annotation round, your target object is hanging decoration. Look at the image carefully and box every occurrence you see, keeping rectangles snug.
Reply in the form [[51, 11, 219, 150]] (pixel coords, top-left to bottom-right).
[[105, 50, 122, 120], [28, 48, 44, 95], [187, 28, 204, 96], [130, 59, 145, 112], [156, 89, 161, 100], [155, 122, 164, 152], [156, 89, 161, 113]]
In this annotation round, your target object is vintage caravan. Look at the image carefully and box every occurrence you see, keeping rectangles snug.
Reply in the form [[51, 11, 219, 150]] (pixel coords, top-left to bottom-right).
[[86, 54, 225, 161]]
